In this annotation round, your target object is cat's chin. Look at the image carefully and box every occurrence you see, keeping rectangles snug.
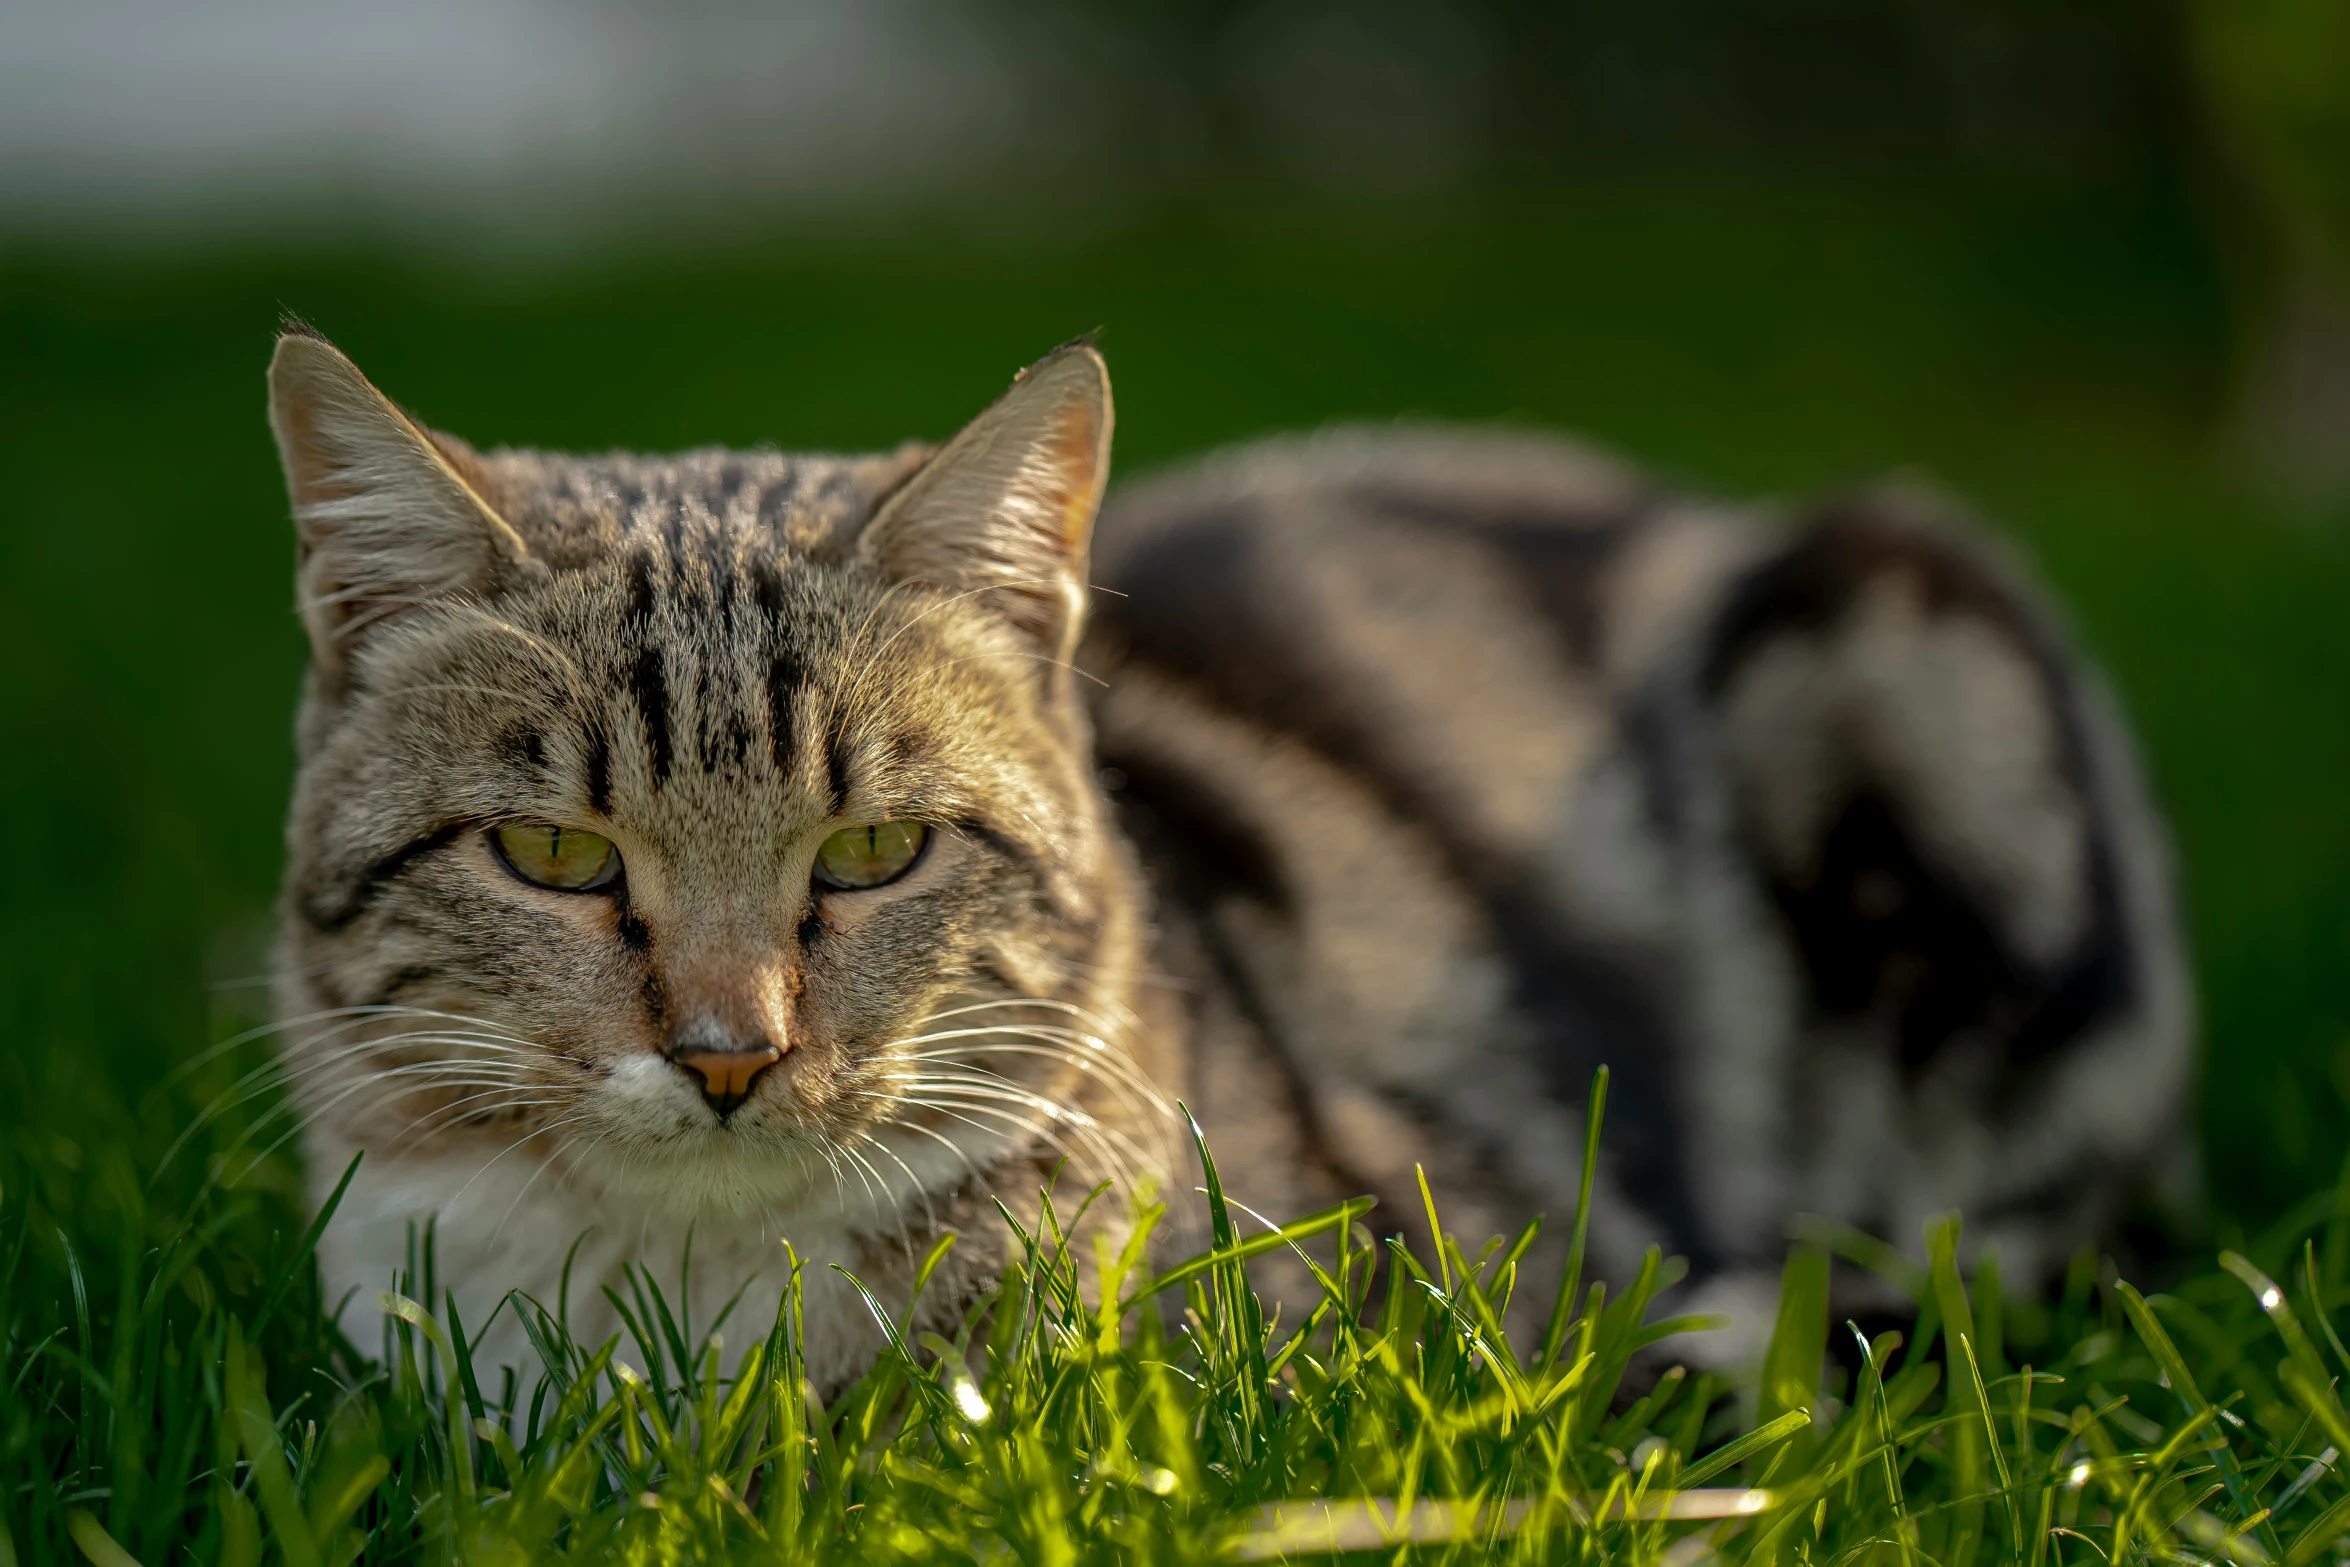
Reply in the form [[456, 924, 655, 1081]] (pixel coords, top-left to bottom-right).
[[581, 1131, 847, 1221]]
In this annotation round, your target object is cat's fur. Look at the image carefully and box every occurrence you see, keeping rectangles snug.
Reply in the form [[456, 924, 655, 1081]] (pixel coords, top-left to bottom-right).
[[267, 331, 2190, 1383], [1086, 430, 2191, 1357]]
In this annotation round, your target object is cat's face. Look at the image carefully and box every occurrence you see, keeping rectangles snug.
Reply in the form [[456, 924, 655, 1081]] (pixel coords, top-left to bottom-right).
[[269, 332, 1150, 1219]]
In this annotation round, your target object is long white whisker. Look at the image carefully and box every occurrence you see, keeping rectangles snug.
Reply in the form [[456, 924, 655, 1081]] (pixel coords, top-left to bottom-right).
[[227, 1064, 535, 1157], [487, 1119, 596, 1246], [898, 1079, 1152, 1190], [871, 1115, 985, 1190], [836, 1140, 913, 1258], [449, 1112, 595, 1209], [898, 1040, 1173, 1121], [888, 1096, 1124, 1192], [159, 1042, 538, 1180], [829, 1143, 862, 1217], [832, 1138, 890, 1231], [857, 1131, 939, 1233], [883, 1021, 1168, 1109], [386, 1090, 571, 1152], [913, 997, 1122, 1029]]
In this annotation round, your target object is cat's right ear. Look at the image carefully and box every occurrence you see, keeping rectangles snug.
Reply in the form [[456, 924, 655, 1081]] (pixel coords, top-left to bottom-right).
[[858, 342, 1112, 677], [267, 328, 532, 681]]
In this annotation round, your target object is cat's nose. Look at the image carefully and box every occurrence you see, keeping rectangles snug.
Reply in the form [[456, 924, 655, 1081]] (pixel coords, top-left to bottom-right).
[[669, 1041, 783, 1118]]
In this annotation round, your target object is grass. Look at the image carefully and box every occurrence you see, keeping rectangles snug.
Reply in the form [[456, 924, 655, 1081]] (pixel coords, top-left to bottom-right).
[[19, 1070, 2350, 1563]]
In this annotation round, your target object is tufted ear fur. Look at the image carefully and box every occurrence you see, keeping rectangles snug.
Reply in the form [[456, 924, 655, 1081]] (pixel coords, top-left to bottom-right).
[[267, 328, 531, 683], [859, 343, 1112, 676]]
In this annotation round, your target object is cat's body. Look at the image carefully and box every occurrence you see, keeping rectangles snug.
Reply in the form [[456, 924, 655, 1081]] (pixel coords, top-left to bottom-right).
[[267, 335, 2189, 1385], [1088, 429, 2190, 1351]]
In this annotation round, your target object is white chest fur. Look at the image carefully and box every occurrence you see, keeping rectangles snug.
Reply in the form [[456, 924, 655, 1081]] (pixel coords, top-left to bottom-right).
[[309, 1129, 921, 1393]]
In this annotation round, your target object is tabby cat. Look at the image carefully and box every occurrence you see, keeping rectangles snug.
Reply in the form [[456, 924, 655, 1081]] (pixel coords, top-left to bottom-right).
[[267, 329, 2189, 1384]]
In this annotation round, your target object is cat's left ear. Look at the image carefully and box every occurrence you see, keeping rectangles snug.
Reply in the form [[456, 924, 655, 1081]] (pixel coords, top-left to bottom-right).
[[268, 327, 534, 685], [860, 342, 1112, 672]]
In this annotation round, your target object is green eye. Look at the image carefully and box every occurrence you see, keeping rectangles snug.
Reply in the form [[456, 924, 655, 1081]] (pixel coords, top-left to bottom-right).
[[494, 823, 620, 891], [814, 822, 928, 890]]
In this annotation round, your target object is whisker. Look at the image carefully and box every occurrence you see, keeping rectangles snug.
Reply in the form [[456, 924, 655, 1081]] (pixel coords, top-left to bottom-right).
[[884, 1021, 1167, 1106], [870, 1114, 984, 1188], [898, 1039, 1173, 1121], [857, 1131, 940, 1232], [156, 1032, 536, 1181], [832, 1138, 890, 1229], [449, 1112, 597, 1211], [915, 1080, 1152, 1189], [385, 1090, 571, 1152], [887, 1095, 1132, 1193], [836, 1140, 914, 1258], [223, 1064, 535, 1157], [486, 1117, 598, 1247], [828, 1143, 864, 1218]]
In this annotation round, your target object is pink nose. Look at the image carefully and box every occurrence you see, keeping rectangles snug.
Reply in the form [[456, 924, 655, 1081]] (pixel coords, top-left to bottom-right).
[[671, 1045, 782, 1117]]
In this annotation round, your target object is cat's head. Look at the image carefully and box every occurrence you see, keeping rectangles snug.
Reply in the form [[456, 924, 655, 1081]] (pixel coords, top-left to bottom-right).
[[267, 329, 1157, 1220]]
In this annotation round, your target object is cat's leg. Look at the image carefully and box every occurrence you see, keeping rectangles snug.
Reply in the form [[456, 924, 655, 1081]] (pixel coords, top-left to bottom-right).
[[1690, 489, 2193, 1297]]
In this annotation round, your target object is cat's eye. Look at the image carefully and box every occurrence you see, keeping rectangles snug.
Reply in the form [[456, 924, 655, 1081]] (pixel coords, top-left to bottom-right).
[[814, 822, 928, 890], [493, 823, 621, 891]]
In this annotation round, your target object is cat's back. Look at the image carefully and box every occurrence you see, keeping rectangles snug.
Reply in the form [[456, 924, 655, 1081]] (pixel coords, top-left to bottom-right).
[[1084, 426, 1762, 872], [1081, 426, 1772, 1278], [1083, 424, 2191, 1327]]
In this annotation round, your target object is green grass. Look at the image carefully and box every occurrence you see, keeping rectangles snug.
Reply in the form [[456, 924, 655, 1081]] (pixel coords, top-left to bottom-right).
[[20, 1070, 2350, 1563]]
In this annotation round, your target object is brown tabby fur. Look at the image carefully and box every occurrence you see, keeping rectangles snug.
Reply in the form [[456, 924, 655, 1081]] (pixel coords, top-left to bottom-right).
[[268, 333, 2189, 1383]]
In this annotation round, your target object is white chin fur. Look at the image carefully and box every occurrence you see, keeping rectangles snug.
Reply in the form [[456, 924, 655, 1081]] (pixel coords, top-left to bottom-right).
[[572, 1054, 833, 1218]]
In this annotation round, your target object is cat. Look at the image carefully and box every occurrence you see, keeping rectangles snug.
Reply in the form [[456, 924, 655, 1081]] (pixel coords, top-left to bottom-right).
[[265, 328, 2190, 1387]]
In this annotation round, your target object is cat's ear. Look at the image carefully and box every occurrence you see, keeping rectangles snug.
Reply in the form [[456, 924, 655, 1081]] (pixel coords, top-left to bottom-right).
[[859, 342, 1112, 671], [267, 327, 532, 678]]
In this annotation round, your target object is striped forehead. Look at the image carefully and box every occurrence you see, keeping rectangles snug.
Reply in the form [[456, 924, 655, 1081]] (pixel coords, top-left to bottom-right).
[[559, 542, 839, 817]]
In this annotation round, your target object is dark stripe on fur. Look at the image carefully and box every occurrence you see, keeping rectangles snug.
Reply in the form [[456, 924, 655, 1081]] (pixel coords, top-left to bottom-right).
[[586, 729, 613, 817], [1703, 497, 2139, 1095], [752, 558, 787, 620], [825, 728, 851, 814], [766, 657, 797, 776], [1485, 888, 1717, 1270], [1102, 508, 1713, 1263], [1772, 791, 2129, 1098], [1773, 794, 2016, 1076], [1352, 482, 1652, 663], [1104, 759, 1289, 915], [632, 647, 674, 782], [626, 551, 658, 627], [499, 727, 546, 774], [1118, 794, 1382, 1213], [308, 823, 465, 932], [1699, 498, 2032, 696], [363, 963, 443, 1006], [617, 907, 652, 952], [1194, 901, 1421, 1244]]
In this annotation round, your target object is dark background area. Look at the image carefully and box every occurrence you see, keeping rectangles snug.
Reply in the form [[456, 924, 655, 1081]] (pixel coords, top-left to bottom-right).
[[2, 0, 2346, 1237]]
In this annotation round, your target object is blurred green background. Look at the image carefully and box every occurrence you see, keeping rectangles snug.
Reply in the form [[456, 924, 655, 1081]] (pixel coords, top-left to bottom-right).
[[2, 0, 2346, 1236]]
